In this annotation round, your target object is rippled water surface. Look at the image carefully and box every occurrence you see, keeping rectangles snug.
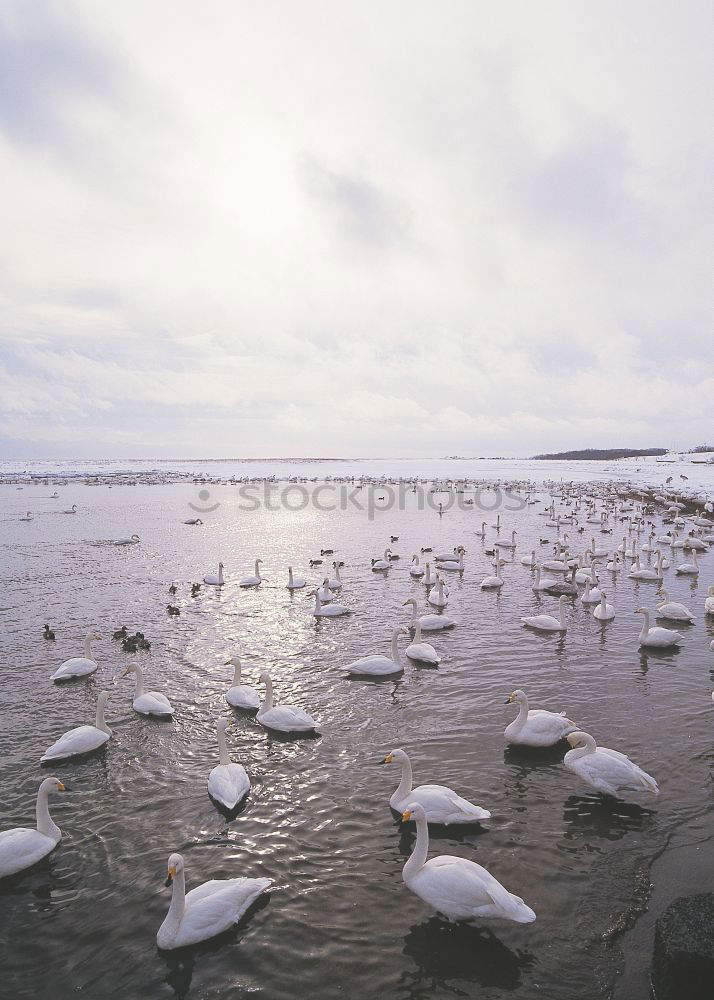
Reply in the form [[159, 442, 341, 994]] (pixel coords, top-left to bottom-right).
[[1, 480, 712, 1000]]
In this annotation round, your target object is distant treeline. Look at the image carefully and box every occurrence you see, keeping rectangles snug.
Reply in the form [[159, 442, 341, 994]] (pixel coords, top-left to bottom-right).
[[532, 448, 667, 461], [691, 444, 714, 453]]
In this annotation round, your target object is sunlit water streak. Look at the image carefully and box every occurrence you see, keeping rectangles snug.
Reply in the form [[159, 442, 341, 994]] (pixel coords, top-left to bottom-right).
[[0, 477, 712, 1000]]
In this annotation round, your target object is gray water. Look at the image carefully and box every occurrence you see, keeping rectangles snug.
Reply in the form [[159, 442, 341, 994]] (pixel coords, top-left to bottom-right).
[[1, 480, 712, 1000]]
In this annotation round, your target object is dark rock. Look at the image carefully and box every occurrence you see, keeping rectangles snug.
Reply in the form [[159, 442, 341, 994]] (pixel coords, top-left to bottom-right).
[[652, 893, 714, 1000]]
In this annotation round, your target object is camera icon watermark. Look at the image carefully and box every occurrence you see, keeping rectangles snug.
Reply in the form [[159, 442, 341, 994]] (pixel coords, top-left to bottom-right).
[[188, 488, 221, 514]]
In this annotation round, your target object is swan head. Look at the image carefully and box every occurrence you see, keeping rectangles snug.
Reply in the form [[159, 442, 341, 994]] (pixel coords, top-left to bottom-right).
[[121, 662, 140, 677], [96, 691, 110, 708], [132, 534, 139, 541], [402, 599, 416, 608], [218, 562, 224, 569], [401, 802, 426, 823], [41, 776, 66, 795], [566, 731, 596, 751], [88, 631, 102, 641], [505, 689, 527, 705], [258, 671, 271, 684], [635, 607, 646, 615], [224, 655, 240, 666], [383, 748, 407, 765], [165, 852, 184, 886]]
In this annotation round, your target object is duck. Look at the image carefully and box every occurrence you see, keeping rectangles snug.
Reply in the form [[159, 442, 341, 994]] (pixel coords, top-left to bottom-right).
[[390, 535, 399, 542], [157, 852, 272, 950], [41, 692, 112, 762], [656, 589, 695, 623], [400, 802, 535, 923], [384, 749, 489, 823], [190, 583, 201, 597], [405, 621, 441, 665], [121, 663, 173, 717], [593, 592, 616, 621], [320, 548, 335, 555], [564, 731, 659, 798], [344, 627, 407, 677], [113, 534, 140, 545], [112, 625, 128, 640], [311, 591, 349, 617], [309, 558, 323, 567], [409, 555, 425, 578], [402, 598, 455, 632], [504, 690, 576, 746], [521, 595, 568, 632], [207, 720, 250, 810], [287, 566, 306, 590], [0, 777, 66, 879], [43, 624, 55, 641], [239, 559, 263, 587], [225, 657, 260, 709], [168, 583, 177, 595], [480, 561, 504, 589], [635, 607, 682, 648], [122, 635, 139, 652], [50, 631, 101, 681], [256, 673, 317, 733], [203, 562, 225, 586], [166, 604, 180, 616], [19, 511, 32, 521], [183, 518, 203, 525]]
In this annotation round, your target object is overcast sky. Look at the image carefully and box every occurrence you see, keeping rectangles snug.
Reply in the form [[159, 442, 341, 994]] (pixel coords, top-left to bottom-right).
[[0, 0, 711, 459]]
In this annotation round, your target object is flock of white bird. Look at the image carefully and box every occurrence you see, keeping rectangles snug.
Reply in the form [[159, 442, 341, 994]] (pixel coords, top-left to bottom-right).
[[2, 485, 713, 952]]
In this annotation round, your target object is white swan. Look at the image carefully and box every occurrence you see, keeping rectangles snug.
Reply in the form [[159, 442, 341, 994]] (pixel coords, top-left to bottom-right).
[[410, 555, 425, 578], [629, 552, 663, 581], [204, 562, 225, 586], [593, 591, 615, 621], [311, 591, 349, 617], [675, 549, 699, 575], [403, 598, 454, 632], [480, 560, 504, 589], [344, 627, 407, 676], [121, 662, 173, 717], [50, 631, 101, 681], [287, 567, 306, 590], [564, 731, 659, 798], [427, 578, 449, 607], [504, 690, 576, 746], [41, 691, 112, 762], [19, 511, 32, 521], [239, 559, 263, 587], [225, 657, 260, 709], [580, 578, 602, 605], [157, 852, 272, 950], [316, 578, 333, 603], [520, 549, 536, 566], [635, 608, 682, 648], [0, 777, 66, 878], [405, 621, 441, 665], [64, 505, 77, 514], [531, 565, 557, 591], [327, 563, 343, 590], [371, 549, 392, 571], [207, 720, 250, 810], [705, 586, 714, 615], [474, 522, 486, 538], [113, 534, 140, 545], [495, 529, 517, 550], [656, 589, 695, 623], [400, 802, 535, 923], [256, 672, 317, 733], [384, 749, 489, 823], [521, 595, 568, 632]]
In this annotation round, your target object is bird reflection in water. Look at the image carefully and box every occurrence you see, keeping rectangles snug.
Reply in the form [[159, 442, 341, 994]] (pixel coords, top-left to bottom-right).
[[562, 795, 656, 842]]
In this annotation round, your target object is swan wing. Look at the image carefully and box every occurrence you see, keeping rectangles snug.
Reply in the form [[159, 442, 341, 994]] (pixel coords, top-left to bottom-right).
[[173, 877, 272, 946], [414, 857, 535, 922], [401, 784, 490, 822], [208, 764, 250, 808], [0, 829, 57, 878], [51, 657, 96, 680], [41, 725, 109, 761], [226, 685, 261, 709], [134, 692, 173, 715], [345, 655, 399, 675], [258, 706, 316, 731]]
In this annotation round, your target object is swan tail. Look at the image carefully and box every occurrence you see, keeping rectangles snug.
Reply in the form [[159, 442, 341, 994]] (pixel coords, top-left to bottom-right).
[[636, 768, 660, 795], [484, 882, 536, 923]]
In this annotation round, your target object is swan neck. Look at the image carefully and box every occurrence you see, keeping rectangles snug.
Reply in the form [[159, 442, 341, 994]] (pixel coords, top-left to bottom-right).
[[84, 635, 94, 658], [254, 560, 260, 576], [404, 810, 430, 882], [165, 868, 186, 936], [390, 629, 402, 664], [133, 665, 145, 697], [395, 755, 413, 801], [232, 661, 242, 686], [262, 677, 274, 712], [36, 785, 60, 841], [217, 726, 231, 766], [95, 698, 111, 735], [639, 610, 650, 639]]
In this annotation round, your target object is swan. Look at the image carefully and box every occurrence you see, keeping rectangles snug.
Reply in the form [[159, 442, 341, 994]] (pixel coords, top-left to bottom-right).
[[410, 555, 425, 578], [344, 627, 407, 676], [405, 621, 440, 665], [495, 530, 517, 550], [311, 591, 349, 617], [113, 534, 140, 545], [64, 505, 77, 514], [121, 663, 173, 717], [580, 578, 602, 605], [225, 657, 260, 709], [629, 552, 663, 581], [50, 632, 101, 681], [256, 672, 317, 732], [203, 562, 225, 586], [590, 537, 609, 558], [287, 567, 306, 589], [157, 852, 272, 950], [635, 608, 683, 648], [427, 578, 449, 607], [0, 777, 66, 878], [435, 548, 460, 561], [316, 578, 333, 603], [532, 566, 557, 591], [520, 549, 536, 566], [327, 563, 343, 589], [564, 731, 659, 798], [371, 549, 392, 571], [41, 692, 112, 762], [474, 522, 486, 538], [593, 592, 616, 621], [606, 554, 621, 572], [656, 589, 695, 623], [705, 586, 714, 615], [184, 518, 203, 525], [543, 566, 578, 595], [400, 802, 535, 923], [403, 598, 454, 632], [436, 547, 465, 571], [521, 595, 568, 632], [480, 560, 504, 589], [207, 720, 250, 810], [384, 749, 489, 823], [675, 549, 699, 575], [504, 690, 576, 746], [239, 559, 263, 587], [19, 511, 32, 521]]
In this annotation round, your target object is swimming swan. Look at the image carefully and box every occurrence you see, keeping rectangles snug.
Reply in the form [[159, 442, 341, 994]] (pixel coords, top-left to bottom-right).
[[635, 608, 682, 648], [344, 627, 408, 676], [225, 657, 260, 709], [239, 560, 263, 587], [405, 621, 441, 665], [41, 691, 112, 762], [113, 534, 140, 545], [50, 632, 101, 681], [0, 777, 66, 878], [157, 852, 272, 950], [564, 731, 659, 798], [287, 567, 306, 590], [593, 592, 616, 621], [656, 589, 695, 623], [207, 719, 250, 810], [400, 802, 535, 923], [204, 562, 225, 586], [504, 690, 576, 746], [121, 662, 173, 717], [428, 578, 450, 607], [311, 591, 349, 617], [403, 598, 454, 632], [384, 749, 490, 823], [521, 595, 568, 632], [410, 555, 425, 578], [256, 673, 317, 733], [480, 561, 504, 589]]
